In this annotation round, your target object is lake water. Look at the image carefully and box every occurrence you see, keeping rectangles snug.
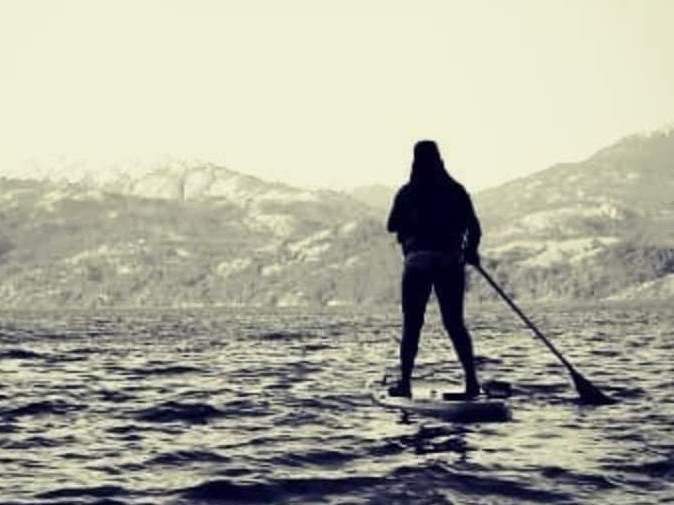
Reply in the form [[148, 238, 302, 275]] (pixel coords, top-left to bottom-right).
[[1, 303, 672, 504]]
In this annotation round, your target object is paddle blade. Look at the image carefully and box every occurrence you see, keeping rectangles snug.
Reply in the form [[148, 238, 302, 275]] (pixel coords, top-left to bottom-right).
[[570, 369, 616, 405]]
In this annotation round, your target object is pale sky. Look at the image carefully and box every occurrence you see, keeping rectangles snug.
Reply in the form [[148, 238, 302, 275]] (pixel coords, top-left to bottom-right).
[[1, 0, 674, 191]]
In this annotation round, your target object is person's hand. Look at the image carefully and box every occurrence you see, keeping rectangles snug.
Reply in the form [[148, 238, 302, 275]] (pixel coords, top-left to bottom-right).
[[464, 250, 480, 266]]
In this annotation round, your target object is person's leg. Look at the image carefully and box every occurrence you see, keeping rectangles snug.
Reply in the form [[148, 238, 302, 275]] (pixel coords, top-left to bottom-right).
[[391, 263, 432, 396], [434, 263, 480, 396]]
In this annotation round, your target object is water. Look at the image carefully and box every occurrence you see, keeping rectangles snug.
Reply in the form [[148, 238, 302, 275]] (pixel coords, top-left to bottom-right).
[[0, 303, 672, 504]]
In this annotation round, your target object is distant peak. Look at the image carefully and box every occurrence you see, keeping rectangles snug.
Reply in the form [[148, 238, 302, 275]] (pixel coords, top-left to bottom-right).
[[2, 154, 258, 188], [587, 125, 674, 163]]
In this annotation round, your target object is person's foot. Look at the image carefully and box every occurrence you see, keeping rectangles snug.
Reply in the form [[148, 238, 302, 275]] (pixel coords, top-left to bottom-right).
[[442, 391, 477, 401], [388, 381, 412, 398], [465, 381, 480, 399]]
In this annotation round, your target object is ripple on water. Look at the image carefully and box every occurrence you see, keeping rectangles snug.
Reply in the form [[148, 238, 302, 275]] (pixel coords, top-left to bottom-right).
[[540, 466, 618, 490], [145, 449, 231, 466], [0, 348, 44, 360], [180, 476, 383, 503], [387, 462, 573, 503], [135, 401, 226, 424], [36, 484, 130, 501], [269, 447, 358, 467], [605, 454, 674, 479], [2, 399, 83, 419], [126, 364, 204, 376]]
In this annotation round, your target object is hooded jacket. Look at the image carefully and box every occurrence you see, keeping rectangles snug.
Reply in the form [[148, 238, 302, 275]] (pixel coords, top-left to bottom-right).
[[386, 179, 481, 257]]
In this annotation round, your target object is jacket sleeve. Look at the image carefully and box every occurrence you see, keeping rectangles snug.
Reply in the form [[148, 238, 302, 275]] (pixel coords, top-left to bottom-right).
[[386, 189, 404, 234], [464, 193, 482, 253]]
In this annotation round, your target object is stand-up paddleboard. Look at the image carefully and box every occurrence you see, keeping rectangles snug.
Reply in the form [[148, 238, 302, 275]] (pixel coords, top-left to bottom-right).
[[370, 380, 511, 423]]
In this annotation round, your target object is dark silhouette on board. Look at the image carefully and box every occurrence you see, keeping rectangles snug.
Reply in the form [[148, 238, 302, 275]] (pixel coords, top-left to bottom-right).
[[387, 140, 481, 399]]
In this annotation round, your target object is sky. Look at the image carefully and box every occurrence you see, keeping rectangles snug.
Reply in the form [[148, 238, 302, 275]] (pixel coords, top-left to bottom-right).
[[1, 0, 674, 191]]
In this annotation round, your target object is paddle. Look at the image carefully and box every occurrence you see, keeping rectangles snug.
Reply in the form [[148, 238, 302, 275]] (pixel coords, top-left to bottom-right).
[[473, 263, 615, 405]]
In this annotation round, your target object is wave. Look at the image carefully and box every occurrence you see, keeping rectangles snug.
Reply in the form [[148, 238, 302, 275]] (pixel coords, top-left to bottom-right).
[[97, 389, 136, 403], [135, 401, 225, 423], [180, 476, 382, 503], [269, 448, 356, 467], [606, 455, 674, 478], [251, 330, 311, 341], [473, 354, 504, 365], [0, 348, 43, 360], [36, 484, 129, 500], [390, 463, 572, 502], [127, 365, 203, 376], [2, 435, 64, 449], [134, 397, 270, 423], [540, 466, 617, 489], [2, 399, 82, 419], [145, 449, 230, 466], [181, 465, 574, 503]]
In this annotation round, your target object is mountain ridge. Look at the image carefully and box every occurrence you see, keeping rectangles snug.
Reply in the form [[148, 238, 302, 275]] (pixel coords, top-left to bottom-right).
[[1, 128, 672, 308]]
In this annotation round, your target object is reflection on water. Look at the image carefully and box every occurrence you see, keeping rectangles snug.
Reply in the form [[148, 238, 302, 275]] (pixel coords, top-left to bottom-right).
[[0, 303, 672, 504]]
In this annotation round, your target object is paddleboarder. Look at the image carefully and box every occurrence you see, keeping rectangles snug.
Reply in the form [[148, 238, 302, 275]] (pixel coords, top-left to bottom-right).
[[387, 140, 482, 398]]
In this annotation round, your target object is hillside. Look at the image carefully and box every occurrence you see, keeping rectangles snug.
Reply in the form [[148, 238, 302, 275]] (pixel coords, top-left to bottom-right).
[[0, 129, 672, 308], [477, 130, 674, 243], [0, 165, 399, 308], [471, 129, 674, 301], [348, 184, 396, 212]]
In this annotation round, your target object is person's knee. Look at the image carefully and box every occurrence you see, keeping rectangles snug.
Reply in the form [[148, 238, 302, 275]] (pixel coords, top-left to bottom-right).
[[403, 316, 424, 336], [403, 304, 425, 326], [439, 310, 459, 330], [443, 319, 468, 340]]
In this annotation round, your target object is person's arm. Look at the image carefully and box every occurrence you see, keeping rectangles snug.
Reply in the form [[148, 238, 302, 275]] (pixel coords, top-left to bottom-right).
[[464, 193, 482, 264], [386, 189, 404, 234]]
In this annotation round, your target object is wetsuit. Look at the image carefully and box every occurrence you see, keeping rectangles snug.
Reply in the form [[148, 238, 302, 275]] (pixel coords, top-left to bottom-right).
[[387, 179, 481, 397]]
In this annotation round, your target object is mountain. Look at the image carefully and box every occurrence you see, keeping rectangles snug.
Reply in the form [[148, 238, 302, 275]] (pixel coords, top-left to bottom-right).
[[348, 184, 396, 212], [0, 162, 400, 308], [471, 129, 674, 301], [0, 128, 672, 308]]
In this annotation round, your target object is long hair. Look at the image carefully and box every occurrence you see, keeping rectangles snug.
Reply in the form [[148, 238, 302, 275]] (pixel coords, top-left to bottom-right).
[[409, 140, 454, 189]]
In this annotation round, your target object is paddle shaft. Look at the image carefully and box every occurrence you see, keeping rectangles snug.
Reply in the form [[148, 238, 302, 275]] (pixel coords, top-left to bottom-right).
[[474, 264, 575, 373]]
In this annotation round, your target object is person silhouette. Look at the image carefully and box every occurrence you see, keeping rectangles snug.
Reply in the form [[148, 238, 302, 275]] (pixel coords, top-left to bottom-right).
[[387, 140, 482, 398]]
